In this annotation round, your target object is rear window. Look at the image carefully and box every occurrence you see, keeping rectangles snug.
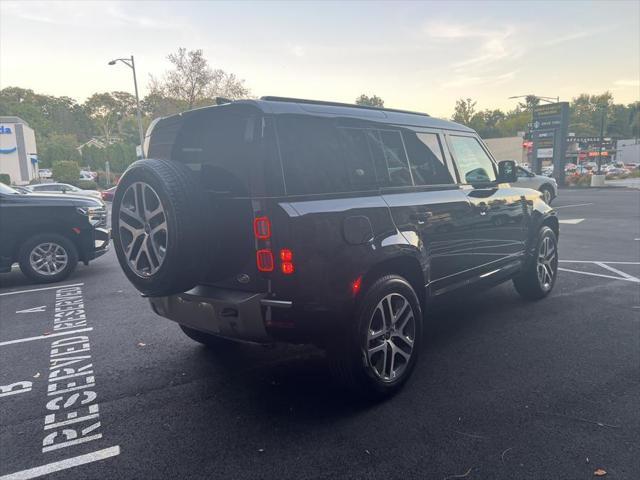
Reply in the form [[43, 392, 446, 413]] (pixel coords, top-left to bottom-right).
[[171, 108, 282, 196]]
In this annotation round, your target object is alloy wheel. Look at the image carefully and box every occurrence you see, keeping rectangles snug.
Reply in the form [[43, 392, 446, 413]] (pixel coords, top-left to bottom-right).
[[118, 182, 168, 277], [29, 243, 68, 276], [366, 293, 416, 382], [537, 235, 557, 291]]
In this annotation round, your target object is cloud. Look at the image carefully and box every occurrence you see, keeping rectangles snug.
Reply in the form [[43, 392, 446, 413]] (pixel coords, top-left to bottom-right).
[[614, 79, 640, 87], [542, 27, 611, 47], [423, 21, 506, 40], [443, 70, 518, 88], [289, 45, 306, 58]]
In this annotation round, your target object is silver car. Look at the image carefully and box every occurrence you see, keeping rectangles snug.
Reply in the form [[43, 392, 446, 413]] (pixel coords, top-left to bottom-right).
[[27, 182, 103, 201], [514, 166, 558, 204]]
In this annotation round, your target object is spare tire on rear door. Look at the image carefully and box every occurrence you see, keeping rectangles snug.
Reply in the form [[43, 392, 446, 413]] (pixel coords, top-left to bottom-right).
[[112, 158, 209, 296]]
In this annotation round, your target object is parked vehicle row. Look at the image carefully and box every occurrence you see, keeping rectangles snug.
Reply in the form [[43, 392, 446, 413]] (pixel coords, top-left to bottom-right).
[[0, 183, 109, 283]]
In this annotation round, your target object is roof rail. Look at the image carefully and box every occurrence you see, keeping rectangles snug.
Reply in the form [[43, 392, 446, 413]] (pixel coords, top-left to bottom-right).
[[260, 96, 430, 117]]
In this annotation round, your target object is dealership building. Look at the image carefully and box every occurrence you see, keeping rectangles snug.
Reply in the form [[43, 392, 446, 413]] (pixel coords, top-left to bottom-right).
[[0, 116, 38, 185]]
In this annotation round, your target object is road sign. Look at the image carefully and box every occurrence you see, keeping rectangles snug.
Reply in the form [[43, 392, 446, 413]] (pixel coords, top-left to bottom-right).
[[531, 102, 569, 184]]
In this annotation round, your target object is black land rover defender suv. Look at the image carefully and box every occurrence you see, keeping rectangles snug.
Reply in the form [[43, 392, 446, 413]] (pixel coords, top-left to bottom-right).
[[112, 97, 559, 397], [0, 183, 109, 283]]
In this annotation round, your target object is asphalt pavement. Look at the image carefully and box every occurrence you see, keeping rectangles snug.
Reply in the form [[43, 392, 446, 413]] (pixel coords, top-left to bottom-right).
[[0, 188, 638, 479]]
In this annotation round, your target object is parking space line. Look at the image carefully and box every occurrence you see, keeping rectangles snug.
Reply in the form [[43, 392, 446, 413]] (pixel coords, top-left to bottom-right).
[[554, 203, 594, 209], [0, 283, 84, 297], [595, 262, 640, 282], [0, 328, 93, 347], [0, 445, 120, 480], [559, 261, 640, 265], [558, 267, 640, 283]]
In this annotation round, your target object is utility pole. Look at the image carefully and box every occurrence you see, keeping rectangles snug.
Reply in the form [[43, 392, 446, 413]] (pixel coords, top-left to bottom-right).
[[108, 55, 145, 158], [597, 105, 606, 174]]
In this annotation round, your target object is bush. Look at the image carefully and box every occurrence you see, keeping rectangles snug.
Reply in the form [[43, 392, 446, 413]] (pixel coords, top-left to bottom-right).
[[566, 174, 592, 187], [74, 180, 98, 190], [52, 161, 80, 183], [0, 173, 10, 185]]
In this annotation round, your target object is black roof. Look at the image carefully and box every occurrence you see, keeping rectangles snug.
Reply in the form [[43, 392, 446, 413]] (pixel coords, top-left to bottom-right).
[[168, 97, 474, 133]]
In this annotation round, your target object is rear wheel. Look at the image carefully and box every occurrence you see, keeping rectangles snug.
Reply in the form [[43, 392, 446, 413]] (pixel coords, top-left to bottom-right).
[[539, 185, 554, 205], [330, 275, 422, 399], [19, 234, 78, 283], [514, 226, 558, 300]]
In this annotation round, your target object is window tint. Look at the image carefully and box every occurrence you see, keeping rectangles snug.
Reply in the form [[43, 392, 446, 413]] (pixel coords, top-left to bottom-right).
[[174, 109, 281, 196], [277, 117, 418, 194], [277, 116, 351, 195], [337, 127, 378, 189], [517, 167, 530, 178], [449, 136, 496, 184], [403, 132, 453, 185]]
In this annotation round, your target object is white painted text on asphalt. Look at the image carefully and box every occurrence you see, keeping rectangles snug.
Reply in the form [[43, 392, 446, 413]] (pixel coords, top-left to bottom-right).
[[42, 286, 102, 453]]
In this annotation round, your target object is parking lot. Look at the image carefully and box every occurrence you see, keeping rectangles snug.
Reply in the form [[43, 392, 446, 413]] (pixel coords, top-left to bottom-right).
[[0, 188, 638, 479]]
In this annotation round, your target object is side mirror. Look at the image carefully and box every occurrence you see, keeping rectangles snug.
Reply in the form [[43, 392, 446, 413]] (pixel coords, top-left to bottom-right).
[[498, 160, 517, 183]]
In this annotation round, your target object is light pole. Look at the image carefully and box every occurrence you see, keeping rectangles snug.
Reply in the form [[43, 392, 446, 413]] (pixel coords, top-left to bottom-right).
[[108, 55, 145, 158]]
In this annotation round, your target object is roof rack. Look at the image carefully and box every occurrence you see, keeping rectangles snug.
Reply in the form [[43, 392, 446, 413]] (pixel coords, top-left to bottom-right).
[[260, 96, 430, 117]]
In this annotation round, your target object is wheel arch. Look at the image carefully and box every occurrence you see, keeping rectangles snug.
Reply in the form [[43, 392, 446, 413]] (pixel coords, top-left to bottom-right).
[[12, 224, 80, 261], [359, 254, 426, 310]]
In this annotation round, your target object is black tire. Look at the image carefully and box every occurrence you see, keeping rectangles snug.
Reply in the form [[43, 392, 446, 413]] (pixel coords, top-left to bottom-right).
[[513, 226, 558, 300], [330, 275, 423, 399], [112, 159, 209, 296], [179, 325, 240, 350], [539, 185, 554, 205], [19, 233, 78, 284]]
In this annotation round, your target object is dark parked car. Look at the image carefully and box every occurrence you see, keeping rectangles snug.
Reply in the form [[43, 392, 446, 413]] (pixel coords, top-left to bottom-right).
[[0, 183, 109, 283], [111, 97, 559, 398]]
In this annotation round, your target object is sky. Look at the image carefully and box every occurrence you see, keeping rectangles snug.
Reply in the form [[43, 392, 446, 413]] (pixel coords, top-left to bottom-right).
[[1, 0, 639, 118]]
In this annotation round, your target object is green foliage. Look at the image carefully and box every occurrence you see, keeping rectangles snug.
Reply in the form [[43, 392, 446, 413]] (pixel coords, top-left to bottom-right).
[[74, 179, 98, 190], [452, 98, 477, 125], [38, 133, 81, 168], [0, 173, 10, 185], [52, 161, 80, 183], [355, 94, 384, 107]]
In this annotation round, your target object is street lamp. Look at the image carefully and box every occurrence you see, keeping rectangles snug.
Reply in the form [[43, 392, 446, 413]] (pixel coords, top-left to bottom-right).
[[508, 94, 560, 104], [108, 55, 145, 158]]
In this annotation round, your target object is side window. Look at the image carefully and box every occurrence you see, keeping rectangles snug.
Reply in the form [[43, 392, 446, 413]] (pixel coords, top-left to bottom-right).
[[366, 130, 412, 187], [337, 127, 378, 189], [449, 136, 497, 184], [403, 132, 453, 185], [517, 167, 529, 178], [277, 115, 350, 195]]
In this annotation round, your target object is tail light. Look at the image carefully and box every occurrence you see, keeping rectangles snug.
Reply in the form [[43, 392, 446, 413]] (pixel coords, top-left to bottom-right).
[[256, 249, 274, 272], [253, 217, 271, 240], [280, 248, 294, 275]]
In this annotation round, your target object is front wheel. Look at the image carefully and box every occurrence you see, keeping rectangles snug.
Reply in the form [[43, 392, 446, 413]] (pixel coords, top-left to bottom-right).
[[330, 275, 423, 399], [19, 234, 78, 283], [513, 226, 558, 300]]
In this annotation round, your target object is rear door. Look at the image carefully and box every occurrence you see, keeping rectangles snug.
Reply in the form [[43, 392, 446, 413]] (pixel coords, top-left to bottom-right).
[[378, 128, 477, 292], [445, 133, 528, 272]]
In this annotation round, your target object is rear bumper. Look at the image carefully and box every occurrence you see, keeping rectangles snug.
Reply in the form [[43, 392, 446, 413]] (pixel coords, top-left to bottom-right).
[[148, 285, 291, 343]]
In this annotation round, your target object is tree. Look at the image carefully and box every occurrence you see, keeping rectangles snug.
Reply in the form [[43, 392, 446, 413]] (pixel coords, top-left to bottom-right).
[[452, 98, 477, 126], [38, 133, 81, 168], [52, 160, 80, 183], [84, 91, 135, 142], [355, 94, 384, 107], [517, 95, 541, 112], [149, 48, 249, 110]]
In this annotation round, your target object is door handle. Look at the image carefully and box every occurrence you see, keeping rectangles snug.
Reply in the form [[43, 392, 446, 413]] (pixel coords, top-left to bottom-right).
[[477, 203, 489, 216], [411, 211, 433, 224]]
